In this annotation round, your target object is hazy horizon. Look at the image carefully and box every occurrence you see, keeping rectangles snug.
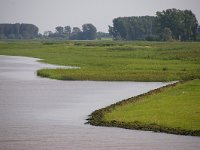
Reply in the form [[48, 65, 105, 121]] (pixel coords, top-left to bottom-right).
[[0, 0, 199, 33]]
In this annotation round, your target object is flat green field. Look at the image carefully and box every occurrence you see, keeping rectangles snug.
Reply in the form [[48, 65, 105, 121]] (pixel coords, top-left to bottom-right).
[[0, 40, 200, 135], [0, 40, 199, 81], [91, 79, 199, 135]]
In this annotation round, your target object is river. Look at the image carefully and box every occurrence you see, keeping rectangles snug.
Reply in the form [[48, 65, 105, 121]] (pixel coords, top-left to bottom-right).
[[0, 55, 199, 150]]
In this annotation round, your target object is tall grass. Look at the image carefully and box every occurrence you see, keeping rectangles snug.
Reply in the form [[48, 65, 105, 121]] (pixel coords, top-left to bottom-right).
[[0, 40, 199, 81]]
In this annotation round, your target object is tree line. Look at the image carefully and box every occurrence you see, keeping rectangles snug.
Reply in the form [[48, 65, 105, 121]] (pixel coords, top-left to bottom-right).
[[0, 23, 39, 39], [109, 16, 157, 40], [0, 22, 111, 40], [44, 23, 98, 40], [0, 9, 199, 41], [109, 9, 199, 41]]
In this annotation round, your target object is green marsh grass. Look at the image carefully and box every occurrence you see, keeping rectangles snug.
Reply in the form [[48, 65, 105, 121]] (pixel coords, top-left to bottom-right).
[[88, 80, 200, 136], [0, 40, 199, 81]]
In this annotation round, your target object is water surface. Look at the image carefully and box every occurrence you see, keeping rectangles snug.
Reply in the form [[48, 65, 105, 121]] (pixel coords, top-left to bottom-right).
[[0, 55, 199, 150]]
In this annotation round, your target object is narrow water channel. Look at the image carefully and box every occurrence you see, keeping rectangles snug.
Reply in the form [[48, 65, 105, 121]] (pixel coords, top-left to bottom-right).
[[0, 55, 199, 150]]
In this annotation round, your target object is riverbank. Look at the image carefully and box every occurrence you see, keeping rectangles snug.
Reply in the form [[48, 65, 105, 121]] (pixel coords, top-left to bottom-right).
[[87, 80, 200, 136], [0, 40, 200, 136], [3, 55, 197, 150], [0, 40, 200, 81]]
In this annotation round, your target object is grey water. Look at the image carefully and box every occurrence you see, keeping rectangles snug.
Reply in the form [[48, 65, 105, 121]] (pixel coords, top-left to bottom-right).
[[0, 55, 199, 150]]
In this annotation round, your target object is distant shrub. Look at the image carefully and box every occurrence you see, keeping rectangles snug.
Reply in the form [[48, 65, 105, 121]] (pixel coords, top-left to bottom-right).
[[145, 35, 160, 41], [108, 46, 145, 51], [42, 42, 54, 45], [162, 67, 168, 71], [74, 41, 116, 47], [42, 41, 62, 45]]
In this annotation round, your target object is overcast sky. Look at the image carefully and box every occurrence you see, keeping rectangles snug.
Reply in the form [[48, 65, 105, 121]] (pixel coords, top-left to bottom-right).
[[0, 0, 199, 33]]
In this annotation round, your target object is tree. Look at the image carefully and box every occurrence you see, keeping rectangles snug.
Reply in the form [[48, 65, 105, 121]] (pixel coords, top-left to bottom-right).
[[197, 26, 200, 35], [109, 9, 198, 41], [109, 16, 157, 40], [82, 24, 97, 40], [19, 24, 39, 38], [108, 25, 120, 40], [96, 32, 111, 40], [64, 26, 71, 39], [162, 27, 173, 41], [156, 9, 198, 41], [12, 23, 20, 38], [0, 23, 38, 39], [55, 26, 64, 34], [183, 10, 198, 40], [70, 27, 82, 40], [43, 31, 53, 37]]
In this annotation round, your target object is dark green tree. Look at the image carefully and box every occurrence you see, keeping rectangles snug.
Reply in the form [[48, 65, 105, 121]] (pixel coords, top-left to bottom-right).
[[0, 23, 38, 39], [96, 32, 111, 40], [64, 26, 71, 39], [82, 24, 97, 40], [162, 27, 173, 41], [108, 25, 121, 40], [156, 8, 198, 41], [109, 16, 157, 40], [55, 26, 64, 34], [19, 24, 38, 38], [112, 18, 128, 40], [12, 23, 21, 38], [70, 27, 82, 40]]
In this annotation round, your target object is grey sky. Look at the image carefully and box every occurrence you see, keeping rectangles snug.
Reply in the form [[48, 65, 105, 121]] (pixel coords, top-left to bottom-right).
[[0, 0, 199, 33]]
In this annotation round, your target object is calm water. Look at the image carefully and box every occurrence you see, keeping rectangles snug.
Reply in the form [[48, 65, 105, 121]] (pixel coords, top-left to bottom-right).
[[0, 55, 199, 150]]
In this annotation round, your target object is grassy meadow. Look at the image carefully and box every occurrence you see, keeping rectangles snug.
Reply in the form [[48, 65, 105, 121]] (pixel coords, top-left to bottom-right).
[[88, 79, 200, 136], [0, 40, 200, 135], [0, 40, 200, 81]]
